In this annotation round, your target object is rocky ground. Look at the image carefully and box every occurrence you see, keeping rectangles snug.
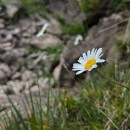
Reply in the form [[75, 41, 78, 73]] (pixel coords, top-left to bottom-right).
[[0, 0, 130, 124], [0, 0, 83, 122]]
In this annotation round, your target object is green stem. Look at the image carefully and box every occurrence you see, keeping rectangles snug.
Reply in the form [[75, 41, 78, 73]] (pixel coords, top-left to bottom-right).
[[96, 69, 130, 91]]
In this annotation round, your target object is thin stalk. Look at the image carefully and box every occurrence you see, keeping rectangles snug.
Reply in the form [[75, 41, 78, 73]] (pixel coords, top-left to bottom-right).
[[96, 69, 130, 91]]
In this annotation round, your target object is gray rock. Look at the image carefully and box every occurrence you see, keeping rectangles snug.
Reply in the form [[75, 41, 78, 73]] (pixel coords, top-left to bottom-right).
[[10, 28, 21, 35], [30, 34, 63, 49], [53, 63, 62, 80], [6, 3, 22, 18], [5, 80, 26, 94], [0, 71, 7, 82], [48, 17, 62, 35], [0, 42, 13, 51], [0, 85, 6, 94], [0, 30, 13, 42], [12, 72, 21, 80]]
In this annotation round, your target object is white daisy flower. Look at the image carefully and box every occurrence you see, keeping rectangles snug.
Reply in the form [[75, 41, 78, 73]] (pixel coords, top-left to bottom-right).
[[72, 48, 105, 75], [36, 23, 49, 37], [74, 34, 83, 45]]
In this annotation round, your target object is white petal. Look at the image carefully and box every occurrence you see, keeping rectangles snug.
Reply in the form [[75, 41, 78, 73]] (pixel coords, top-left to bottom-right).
[[74, 41, 79, 46], [76, 70, 85, 75], [74, 35, 83, 45], [36, 31, 43, 37], [88, 68, 92, 71], [73, 63, 83, 66], [96, 48, 102, 58], [72, 68, 85, 71], [94, 49, 98, 54], [73, 64, 84, 69], [77, 35, 83, 40], [87, 50, 91, 59], [96, 59, 105, 63], [91, 48, 95, 57], [78, 56, 85, 61], [73, 63, 82, 67], [82, 53, 87, 60], [98, 54, 103, 58], [42, 23, 49, 31], [87, 50, 90, 56], [36, 23, 49, 37], [92, 64, 97, 69], [78, 57, 86, 65]]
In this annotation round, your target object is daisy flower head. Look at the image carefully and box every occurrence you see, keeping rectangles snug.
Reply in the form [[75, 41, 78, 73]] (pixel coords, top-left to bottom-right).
[[74, 34, 83, 45], [72, 48, 105, 75], [36, 23, 49, 37]]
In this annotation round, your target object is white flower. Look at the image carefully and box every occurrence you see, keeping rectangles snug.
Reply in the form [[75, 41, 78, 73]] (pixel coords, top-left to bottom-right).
[[36, 23, 49, 37], [72, 48, 105, 75], [74, 34, 83, 45]]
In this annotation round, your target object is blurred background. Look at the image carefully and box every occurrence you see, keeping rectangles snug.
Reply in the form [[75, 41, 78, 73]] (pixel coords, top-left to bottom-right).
[[0, 0, 130, 129]]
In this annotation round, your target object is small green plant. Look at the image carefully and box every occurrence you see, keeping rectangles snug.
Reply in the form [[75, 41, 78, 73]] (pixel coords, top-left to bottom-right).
[[61, 22, 85, 35], [45, 45, 64, 60]]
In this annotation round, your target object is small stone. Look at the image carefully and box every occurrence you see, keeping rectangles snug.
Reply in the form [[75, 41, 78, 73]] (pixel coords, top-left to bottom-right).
[[0, 31, 13, 42], [0, 85, 6, 94], [24, 80, 34, 90], [21, 70, 36, 81], [12, 72, 21, 80], [0, 64, 11, 77], [30, 85, 39, 92], [0, 18, 4, 23], [37, 78, 48, 88], [0, 72, 9, 84], [5, 81, 25, 95], [10, 28, 20, 35], [6, 4, 21, 18], [37, 78, 54, 89], [0, 23, 5, 29], [53, 63, 62, 80], [0, 42, 13, 51]]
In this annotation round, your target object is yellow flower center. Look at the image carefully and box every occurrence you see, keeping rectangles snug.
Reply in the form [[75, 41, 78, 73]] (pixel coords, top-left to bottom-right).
[[84, 58, 96, 70]]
